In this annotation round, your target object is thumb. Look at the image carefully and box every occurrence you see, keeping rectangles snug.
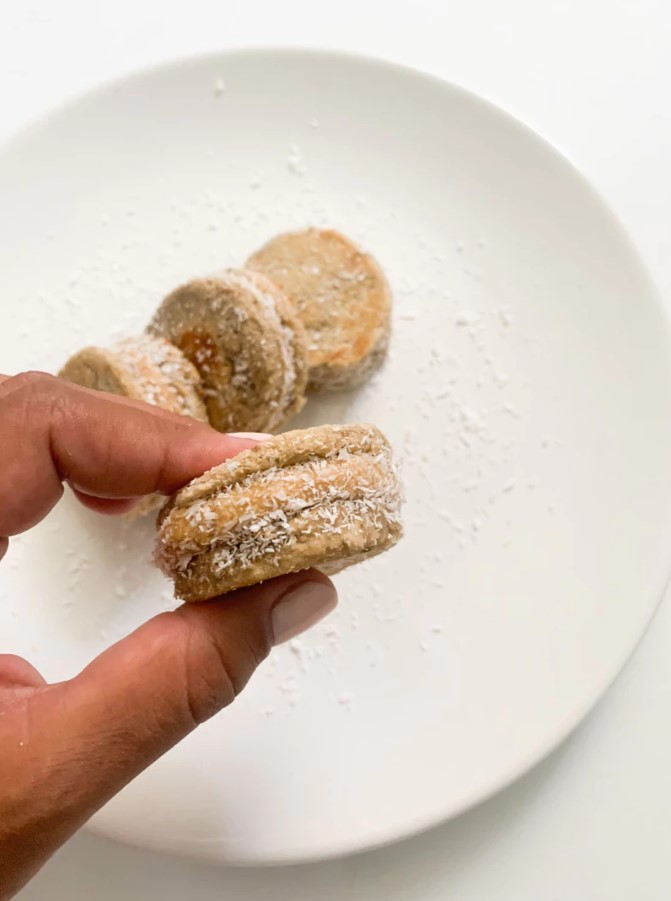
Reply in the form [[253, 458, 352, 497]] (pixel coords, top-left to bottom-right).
[[28, 572, 336, 833]]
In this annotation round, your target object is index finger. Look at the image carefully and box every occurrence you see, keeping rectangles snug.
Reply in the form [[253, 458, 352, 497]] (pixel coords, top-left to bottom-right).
[[0, 371, 257, 536]]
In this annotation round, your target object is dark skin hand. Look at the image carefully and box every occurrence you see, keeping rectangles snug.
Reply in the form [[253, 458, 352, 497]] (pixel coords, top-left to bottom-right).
[[0, 372, 337, 899]]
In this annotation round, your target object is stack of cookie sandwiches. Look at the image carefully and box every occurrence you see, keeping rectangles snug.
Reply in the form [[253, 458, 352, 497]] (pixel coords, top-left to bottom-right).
[[59, 228, 402, 594]]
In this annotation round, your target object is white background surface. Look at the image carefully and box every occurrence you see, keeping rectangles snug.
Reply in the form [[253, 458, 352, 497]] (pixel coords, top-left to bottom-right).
[[3, 1, 671, 898]]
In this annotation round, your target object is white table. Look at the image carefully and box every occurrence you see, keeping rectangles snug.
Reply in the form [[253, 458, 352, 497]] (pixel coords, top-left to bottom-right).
[[4, 1, 671, 898]]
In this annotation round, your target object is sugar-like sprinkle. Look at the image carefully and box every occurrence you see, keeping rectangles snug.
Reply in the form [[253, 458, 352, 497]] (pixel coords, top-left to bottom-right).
[[287, 144, 307, 176]]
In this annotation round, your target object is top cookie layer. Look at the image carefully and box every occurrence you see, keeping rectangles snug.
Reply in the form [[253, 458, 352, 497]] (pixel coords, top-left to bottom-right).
[[162, 422, 390, 514], [246, 229, 392, 391]]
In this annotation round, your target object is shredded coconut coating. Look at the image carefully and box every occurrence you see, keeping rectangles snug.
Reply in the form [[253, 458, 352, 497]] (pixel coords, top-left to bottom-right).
[[155, 423, 403, 601]]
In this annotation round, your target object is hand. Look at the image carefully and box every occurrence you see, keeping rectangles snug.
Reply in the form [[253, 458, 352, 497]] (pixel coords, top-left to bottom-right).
[[0, 372, 337, 900]]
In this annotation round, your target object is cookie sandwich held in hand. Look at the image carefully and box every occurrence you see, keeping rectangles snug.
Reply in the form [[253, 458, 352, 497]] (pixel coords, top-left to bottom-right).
[[147, 268, 308, 433], [155, 423, 403, 602], [247, 228, 392, 392]]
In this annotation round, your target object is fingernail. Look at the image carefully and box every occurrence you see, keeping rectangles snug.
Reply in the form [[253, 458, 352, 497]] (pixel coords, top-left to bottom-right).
[[228, 432, 273, 440], [271, 581, 338, 645]]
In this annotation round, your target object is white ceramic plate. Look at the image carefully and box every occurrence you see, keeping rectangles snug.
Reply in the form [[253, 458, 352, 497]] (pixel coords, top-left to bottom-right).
[[1, 48, 671, 864]]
